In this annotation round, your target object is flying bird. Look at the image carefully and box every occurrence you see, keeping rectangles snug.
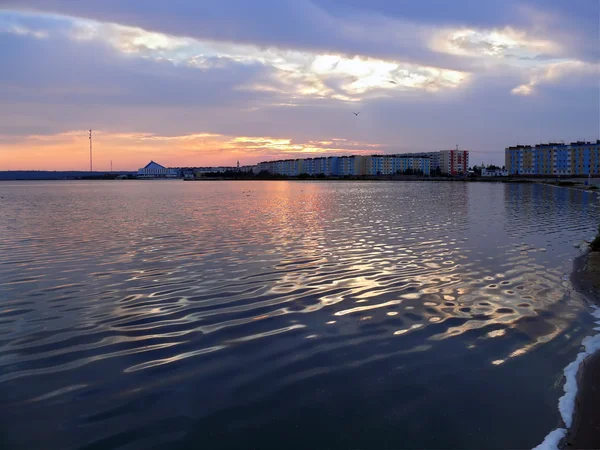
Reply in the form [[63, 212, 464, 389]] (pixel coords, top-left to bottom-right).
[[353, 112, 360, 116], [388, 80, 398, 84]]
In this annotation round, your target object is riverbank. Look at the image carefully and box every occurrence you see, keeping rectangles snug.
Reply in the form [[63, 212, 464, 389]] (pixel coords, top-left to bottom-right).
[[562, 251, 600, 448]]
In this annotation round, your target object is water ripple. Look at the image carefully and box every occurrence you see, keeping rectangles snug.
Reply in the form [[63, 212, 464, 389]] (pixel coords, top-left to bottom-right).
[[0, 181, 599, 449]]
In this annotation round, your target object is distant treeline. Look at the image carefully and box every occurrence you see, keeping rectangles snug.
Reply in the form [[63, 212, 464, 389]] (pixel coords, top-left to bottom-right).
[[0, 171, 137, 180]]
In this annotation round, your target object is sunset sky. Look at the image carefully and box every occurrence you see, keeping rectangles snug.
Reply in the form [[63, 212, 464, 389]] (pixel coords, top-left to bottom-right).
[[0, 0, 598, 171]]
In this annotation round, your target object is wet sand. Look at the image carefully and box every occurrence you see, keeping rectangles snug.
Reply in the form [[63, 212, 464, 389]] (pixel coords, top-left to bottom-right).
[[565, 251, 600, 449]]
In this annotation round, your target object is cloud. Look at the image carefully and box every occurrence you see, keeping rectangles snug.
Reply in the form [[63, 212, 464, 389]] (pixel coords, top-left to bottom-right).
[[430, 26, 560, 61], [514, 3, 599, 64], [511, 60, 600, 96], [0, 28, 275, 108], [0, 0, 496, 72], [5, 11, 470, 101], [1, 5, 594, 102], [0, 9, 49, 38], [3, 0, 596, 61], [2, 4, 592, 103], [0, 23, 46, 38], [511, 84, 533, 96]]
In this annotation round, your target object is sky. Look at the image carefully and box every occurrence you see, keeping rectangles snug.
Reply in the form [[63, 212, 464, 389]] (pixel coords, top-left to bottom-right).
[[0, 0, 598, 170]]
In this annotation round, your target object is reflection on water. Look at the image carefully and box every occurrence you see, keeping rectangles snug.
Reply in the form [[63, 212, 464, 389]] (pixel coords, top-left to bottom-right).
[[0, 181, 598, 449]]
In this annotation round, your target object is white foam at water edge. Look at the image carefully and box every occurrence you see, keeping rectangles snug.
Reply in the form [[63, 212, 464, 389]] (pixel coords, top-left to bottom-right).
[[533, 428, 566, 450], [533, 307, 600, 450]]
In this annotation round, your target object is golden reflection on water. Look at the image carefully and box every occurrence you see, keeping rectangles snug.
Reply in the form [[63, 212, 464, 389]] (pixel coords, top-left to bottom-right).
[[334, 300, 402, 316]]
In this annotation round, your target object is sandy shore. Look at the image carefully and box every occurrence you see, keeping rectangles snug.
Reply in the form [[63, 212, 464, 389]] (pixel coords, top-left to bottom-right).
[[564, 251, 600, 449]]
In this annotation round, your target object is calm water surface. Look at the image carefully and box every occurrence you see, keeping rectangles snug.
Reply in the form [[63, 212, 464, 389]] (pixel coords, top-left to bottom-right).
[[1, 181, 599, 449]]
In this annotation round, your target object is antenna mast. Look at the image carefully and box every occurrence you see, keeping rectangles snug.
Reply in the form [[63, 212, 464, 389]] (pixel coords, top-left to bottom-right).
[[89, 129, 93, 172]]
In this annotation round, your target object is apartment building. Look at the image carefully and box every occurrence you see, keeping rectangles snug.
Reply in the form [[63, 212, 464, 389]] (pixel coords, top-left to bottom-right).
[[439, 149, 469, 175], [505, 141, 600, 175], [339, 156, 361, 176], [361, 155, 431, 175], [257, 155, 431, 176], [397, 152, 441, 171]]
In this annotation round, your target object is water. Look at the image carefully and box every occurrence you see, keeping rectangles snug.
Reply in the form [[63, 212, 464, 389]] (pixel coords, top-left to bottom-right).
[[0, 180, 598, 449]]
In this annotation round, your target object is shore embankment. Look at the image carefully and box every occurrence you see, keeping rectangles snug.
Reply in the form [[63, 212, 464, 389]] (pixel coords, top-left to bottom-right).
[[562, 251, 600, 448], [536, 180, 599, 194]]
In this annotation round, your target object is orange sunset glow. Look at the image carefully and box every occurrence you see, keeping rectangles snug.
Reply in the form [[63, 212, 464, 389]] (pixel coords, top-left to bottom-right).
[[0, 131, 384, 171]]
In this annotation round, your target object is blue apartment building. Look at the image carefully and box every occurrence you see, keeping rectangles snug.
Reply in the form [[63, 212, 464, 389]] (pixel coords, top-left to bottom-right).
[[506, 140, 600, 176]]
